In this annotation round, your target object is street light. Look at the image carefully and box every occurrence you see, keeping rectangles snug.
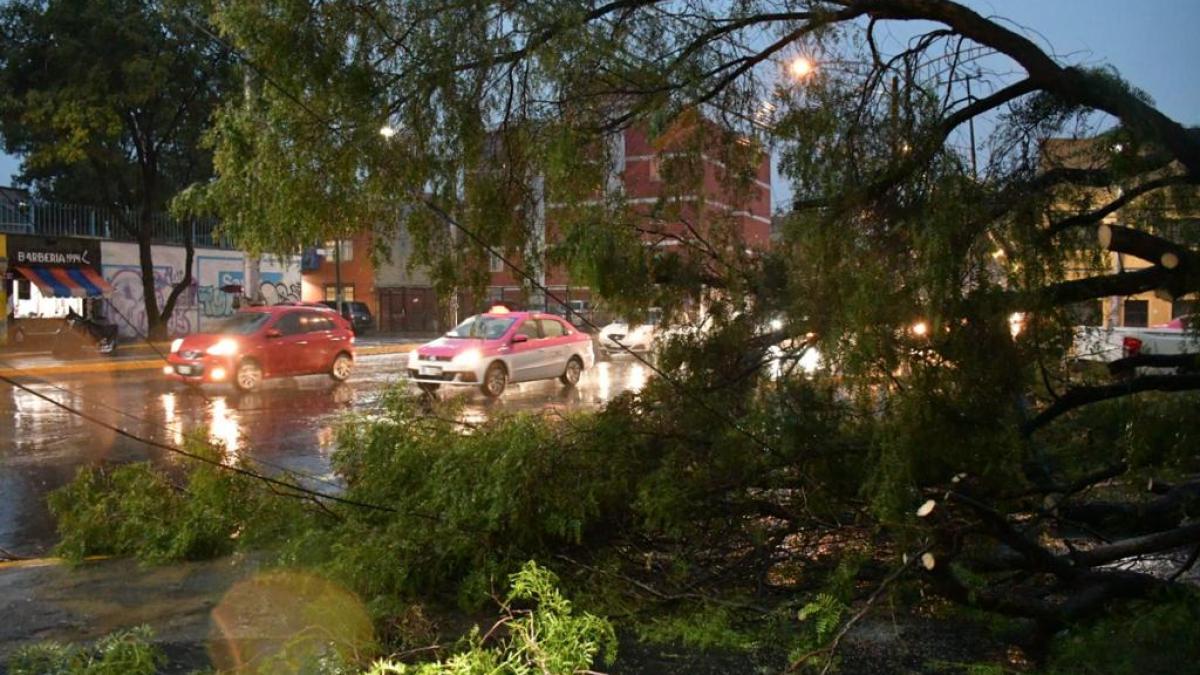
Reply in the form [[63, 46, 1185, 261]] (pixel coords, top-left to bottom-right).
[[788, 56, 815, 79], [379, 125, 397, 139]]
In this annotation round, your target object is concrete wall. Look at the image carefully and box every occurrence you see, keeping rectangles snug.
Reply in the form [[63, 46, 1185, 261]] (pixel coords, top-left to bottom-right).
[[100, 241, 300, 338], [374, 227, 434, 288]]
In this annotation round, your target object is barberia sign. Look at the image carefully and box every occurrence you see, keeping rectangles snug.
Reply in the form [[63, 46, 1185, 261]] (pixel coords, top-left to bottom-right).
[[6, 235, 101, 269]]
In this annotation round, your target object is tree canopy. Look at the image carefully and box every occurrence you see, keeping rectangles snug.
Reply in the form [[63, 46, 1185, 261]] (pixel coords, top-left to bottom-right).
[[0, 0, 234, 338], [36, 1, 1200, 671]]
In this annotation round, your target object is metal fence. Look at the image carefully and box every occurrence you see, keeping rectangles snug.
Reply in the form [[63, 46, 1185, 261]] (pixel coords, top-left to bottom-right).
[[0, 198, 231, 248]]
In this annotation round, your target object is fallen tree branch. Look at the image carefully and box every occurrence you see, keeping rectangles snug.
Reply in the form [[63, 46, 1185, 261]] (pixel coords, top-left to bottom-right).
[[948, 491, 1075, 578], [1108, 353, 1200, 376], [787, 545, 930, 674], [1023, 374, 1200, 435], [1098, 224, 1199, 271], [1060, 480, 1200, 535], [1069, 522, 1200, 567]]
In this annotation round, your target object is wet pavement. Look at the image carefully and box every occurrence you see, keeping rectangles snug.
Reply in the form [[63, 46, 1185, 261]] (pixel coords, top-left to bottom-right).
[[0, 353, 652, 557]]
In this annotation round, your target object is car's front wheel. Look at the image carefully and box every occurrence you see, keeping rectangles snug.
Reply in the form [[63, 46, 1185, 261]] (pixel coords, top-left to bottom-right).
[[480, 362, 508, 398], [560, 356, 583, 386], [330, 352, 353, 381], [235, 360, 263, 391]]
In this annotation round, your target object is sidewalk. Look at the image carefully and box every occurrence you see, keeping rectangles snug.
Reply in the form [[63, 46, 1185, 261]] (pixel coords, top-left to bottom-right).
[[0, 335, 422, 380]]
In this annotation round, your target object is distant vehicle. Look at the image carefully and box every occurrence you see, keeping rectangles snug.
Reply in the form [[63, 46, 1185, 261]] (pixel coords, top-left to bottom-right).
[[597, 308, 663, 357], [407, 306, 595, 397], [166, 306, 355, 391], [546, 299, 592, 329], [321, 300, 374, 334], [1072, 315, 1198, 370]]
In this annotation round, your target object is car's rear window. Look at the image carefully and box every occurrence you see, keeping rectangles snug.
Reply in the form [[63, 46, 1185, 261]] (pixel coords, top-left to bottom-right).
[[217, 312, 271, 335], [539, 318, 566, 337]]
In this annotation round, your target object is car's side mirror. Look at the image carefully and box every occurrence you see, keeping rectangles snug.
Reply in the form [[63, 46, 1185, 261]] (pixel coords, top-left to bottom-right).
[[265, 328, 282, 338], [511, 334, 529, 344]]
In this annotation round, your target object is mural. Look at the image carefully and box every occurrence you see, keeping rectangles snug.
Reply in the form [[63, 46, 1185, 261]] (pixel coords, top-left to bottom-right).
[[197, 270, 245, 319], [105, 265, 194, 338], [260, 271, 302, 305], [100, 242, 302, 338]]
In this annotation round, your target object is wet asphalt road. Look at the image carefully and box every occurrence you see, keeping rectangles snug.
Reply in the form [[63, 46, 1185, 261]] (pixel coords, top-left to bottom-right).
[[0, 353, 651, 556]]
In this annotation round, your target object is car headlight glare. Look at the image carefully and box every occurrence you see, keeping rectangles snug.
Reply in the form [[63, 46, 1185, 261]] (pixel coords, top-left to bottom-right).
[[170, 338, 184, 353], [206, 338, 239, 356], [452, 349, 481, 367]]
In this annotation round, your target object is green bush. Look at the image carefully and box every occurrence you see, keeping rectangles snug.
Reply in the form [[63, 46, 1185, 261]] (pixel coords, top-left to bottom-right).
[[365, 561, 616, 675], [7, 625, 164, 675], [1046, 593, 1200, 675], [48, 433, 301, 564]]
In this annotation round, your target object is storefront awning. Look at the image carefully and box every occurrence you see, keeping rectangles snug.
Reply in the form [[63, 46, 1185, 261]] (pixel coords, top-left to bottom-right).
[[15, 265, 112, 298]]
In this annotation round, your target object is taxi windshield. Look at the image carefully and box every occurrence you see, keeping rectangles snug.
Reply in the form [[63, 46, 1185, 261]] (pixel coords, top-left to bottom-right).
[[447, 315, 515, 339], [216, 312, 271, 335]]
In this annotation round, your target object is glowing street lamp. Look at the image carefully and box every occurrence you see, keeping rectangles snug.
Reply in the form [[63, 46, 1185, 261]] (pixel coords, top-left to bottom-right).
[[379, 125, 397, 139]]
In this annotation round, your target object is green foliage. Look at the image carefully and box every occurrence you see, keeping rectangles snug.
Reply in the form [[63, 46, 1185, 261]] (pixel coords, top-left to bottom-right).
[[7, 625, 164, 675], [787, 593, 849, 671], [636, 603, 775, 653], [0, 0, 229, 207], [48, 433, 305, 564], [366, 562, 615, 675], [1046, 593, 1200, 675]]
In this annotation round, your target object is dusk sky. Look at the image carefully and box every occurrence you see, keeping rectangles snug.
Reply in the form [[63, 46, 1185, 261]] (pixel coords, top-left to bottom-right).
[[2, 0, 1198, 196]]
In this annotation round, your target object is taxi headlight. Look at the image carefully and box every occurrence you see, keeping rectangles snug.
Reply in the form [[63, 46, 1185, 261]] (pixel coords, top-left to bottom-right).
[[206, 338, 239, 356], [170, 338, 184, 353], [452, 349, 481, 368]]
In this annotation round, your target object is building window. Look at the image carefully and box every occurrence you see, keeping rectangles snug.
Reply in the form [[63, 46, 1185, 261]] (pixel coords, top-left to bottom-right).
[[325, 284, 355, 303], [648, 156, 662, 182], [17, 278, 30, 301], [1173, 298, 1198, 319], [489, 253, 505, 273], [323, 240, 353, 262], [1122, 299, 1149, 327]]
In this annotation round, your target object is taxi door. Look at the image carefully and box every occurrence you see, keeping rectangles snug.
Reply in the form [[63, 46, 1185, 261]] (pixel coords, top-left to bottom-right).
[[507, 318, 542, 382]]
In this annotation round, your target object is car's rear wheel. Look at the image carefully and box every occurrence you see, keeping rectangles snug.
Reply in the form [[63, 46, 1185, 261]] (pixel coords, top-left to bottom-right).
[[330, 352, 353, 381], [235, 360, 263, 391], [480, 362, 508, 398], [560, 356, 583, 386]]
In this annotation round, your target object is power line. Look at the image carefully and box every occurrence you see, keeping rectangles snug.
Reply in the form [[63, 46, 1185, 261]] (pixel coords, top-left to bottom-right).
[[0, 368, 398, 514], [0, 357, 349, 491]]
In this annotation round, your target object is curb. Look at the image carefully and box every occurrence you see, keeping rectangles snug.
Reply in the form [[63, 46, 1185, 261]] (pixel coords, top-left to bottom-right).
[[0, 344, 416, 380]]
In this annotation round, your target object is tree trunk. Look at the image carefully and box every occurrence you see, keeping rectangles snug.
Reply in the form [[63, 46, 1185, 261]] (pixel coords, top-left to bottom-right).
[[138, 231, 167, 341], [160, 224, 195, 336]]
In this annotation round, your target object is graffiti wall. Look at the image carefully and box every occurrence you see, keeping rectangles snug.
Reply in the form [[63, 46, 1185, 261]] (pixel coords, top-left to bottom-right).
[[100, 242, 300, 338], [260, 256, 303, 306]]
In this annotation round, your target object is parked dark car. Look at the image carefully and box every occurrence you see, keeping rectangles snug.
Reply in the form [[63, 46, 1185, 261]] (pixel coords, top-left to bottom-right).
[[321, 301, 374, 334]]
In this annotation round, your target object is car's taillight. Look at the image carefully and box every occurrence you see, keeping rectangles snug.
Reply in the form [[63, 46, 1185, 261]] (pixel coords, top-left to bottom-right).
[[1122, 336, 1143, 358]]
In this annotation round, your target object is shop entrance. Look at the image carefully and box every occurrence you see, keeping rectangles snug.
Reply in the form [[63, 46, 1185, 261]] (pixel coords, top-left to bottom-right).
[[4, 235, 112, 348]]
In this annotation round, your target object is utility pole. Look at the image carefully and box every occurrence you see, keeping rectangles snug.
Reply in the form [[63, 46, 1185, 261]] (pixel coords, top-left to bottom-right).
[[966, 75, 978, 180], [334, 237, 343, 315]]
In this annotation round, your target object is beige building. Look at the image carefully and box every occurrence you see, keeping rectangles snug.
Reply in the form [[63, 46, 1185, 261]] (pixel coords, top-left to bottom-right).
[[1043, 138, 1198, 328]]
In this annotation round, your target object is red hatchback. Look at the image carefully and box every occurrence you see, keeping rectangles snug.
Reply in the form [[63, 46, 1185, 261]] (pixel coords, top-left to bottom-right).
[[165, 306, 355, 391]]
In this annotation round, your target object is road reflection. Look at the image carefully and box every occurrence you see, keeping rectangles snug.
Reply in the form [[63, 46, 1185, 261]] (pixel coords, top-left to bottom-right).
[[0, 355, 650, 554]]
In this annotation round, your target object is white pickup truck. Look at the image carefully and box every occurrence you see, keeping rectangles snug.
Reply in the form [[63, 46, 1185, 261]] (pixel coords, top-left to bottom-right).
[[1072, 316, 1199, 366]]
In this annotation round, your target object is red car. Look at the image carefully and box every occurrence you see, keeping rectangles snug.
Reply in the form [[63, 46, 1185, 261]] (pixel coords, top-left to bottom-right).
[[165, 306, 355, 391]]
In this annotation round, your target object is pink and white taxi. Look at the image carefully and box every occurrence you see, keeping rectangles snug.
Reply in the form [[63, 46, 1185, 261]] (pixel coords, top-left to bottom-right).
[[407, 307, 595, 397]]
